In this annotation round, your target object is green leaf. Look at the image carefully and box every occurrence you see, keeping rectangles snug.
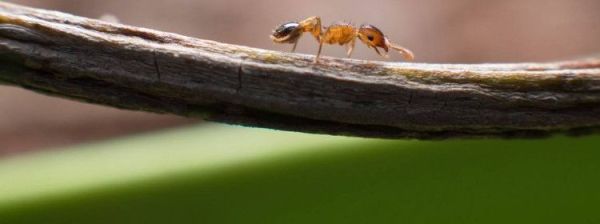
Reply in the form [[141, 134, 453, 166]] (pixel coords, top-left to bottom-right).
[[1, 124, 599, 223]]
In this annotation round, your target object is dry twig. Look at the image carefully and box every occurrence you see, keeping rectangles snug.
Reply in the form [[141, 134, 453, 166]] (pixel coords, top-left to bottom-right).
[[1, 2, 600, 138]]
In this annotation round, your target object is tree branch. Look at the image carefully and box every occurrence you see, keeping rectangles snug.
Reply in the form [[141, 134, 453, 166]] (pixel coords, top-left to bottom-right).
[[1, 2, 600, 139]]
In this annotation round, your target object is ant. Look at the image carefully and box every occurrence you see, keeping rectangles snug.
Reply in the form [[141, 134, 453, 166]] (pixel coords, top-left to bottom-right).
[[270, 16, 414, 62]]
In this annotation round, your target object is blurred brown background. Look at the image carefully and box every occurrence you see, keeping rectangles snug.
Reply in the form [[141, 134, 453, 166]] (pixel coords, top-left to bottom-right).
[[2, 0, 600, 155]]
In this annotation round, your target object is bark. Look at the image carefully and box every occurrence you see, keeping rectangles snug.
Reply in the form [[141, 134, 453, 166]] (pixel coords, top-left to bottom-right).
[[1, 2, 600, 139]]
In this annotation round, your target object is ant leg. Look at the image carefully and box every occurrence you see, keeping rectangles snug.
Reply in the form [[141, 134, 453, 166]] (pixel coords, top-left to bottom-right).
[[383, 50, 390, 58], [346, 39, 356, 58], [373, 47, 384, 57], [315, 41, 324, 63], [291, 41, 299, 53]]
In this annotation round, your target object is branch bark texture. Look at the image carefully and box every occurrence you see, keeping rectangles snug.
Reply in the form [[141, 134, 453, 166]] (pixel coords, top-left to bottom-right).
[[1, 2, 600, 138]]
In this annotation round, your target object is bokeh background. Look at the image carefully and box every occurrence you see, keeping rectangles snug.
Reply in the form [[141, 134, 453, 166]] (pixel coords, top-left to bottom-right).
[[2, 0, 600, 154]]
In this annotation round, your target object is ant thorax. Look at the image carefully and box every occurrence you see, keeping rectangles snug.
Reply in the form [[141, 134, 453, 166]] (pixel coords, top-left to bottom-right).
[[322, 23, 357, 45]]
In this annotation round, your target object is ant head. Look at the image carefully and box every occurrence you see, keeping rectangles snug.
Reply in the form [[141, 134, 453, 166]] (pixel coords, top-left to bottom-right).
[[271, 22, 303, 44], [357, 24, 389, 52]]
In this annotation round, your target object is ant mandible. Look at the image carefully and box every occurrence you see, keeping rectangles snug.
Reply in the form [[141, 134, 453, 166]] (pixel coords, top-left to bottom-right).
[[270, 16, 414, 62]]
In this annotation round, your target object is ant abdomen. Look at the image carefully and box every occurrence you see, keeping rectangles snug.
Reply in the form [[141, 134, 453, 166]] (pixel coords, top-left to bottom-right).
[[271, 22, 302, 44]]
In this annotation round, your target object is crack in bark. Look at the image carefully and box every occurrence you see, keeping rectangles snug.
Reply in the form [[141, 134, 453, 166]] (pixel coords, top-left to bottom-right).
[[236, 58, 245, 94], [153, 51, 161, 81]]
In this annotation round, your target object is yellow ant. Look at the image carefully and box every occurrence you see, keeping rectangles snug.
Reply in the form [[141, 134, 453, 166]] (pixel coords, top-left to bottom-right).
[[270, 16, 414, 62]]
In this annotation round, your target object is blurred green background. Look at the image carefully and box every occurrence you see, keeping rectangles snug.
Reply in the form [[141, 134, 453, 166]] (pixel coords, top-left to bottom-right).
[[1, 0, 600, 223], [2, 125, 600, 223]]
